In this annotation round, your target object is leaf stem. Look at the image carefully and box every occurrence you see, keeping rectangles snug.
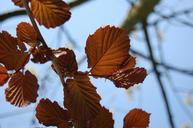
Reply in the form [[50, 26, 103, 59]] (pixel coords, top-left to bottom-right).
[[21, 0, 48, 49]]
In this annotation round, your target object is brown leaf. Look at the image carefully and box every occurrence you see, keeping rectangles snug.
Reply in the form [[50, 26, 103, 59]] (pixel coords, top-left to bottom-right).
[[89, 107, 114, 128], [124, 108, 150, 128], [17, 22, 38, 46], [11, 0, 30, 7], [36, 98, 70, 128], [85, 26, 130, 76], [31, 46, 52, 64], [109, 67, 147, 89], [5, 70, 39, 107], [52, 48, 78, 78], [64, 72, 101, 124], [0, 31, 29, 70], [0, 64, 9, 86], [31, 0, 71, 28]]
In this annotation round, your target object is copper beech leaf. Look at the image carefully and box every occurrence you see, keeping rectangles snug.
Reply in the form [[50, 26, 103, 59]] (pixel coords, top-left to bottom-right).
[[0, 31, 29, 70], [31, 46, 52, 64], [36, 98, 71, 128], [85, 26, 130, 76], [109, 67, 147, 89], [31, 0, 71, 28], [5, 70, 38, 107], [0, 64, 9, 86], [52, 48, 78, 78], [124, 108, 150, 128], [64, 72, 101, 124], [17, 22, 38, 46], [11, 0, 30, 7], [89, 107, 114, 128]]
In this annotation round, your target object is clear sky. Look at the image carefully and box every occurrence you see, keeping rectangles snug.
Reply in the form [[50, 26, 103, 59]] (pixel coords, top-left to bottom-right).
[[0, 0, 193, 128]]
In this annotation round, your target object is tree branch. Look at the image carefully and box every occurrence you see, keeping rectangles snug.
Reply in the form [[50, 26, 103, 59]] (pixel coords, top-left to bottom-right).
[[142, 20, 175, 128], [0, 0, 91, 22], [121, 0, 160, 32]]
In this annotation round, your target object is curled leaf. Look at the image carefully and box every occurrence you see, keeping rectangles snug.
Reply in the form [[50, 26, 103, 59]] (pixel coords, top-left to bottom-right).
[[36, 98, 70, 128], [0, 31, 29, 70], [0, 64, 9, 86], [124, 108, 150, 128], [31, 46, 52, 64], [17, 22, 38, 46], [31, 0, 71, 28], [85, 26, 130, 76], [5, 70, 39, 107], [52, 48, 78, 78], [64, 72, 101, 124]]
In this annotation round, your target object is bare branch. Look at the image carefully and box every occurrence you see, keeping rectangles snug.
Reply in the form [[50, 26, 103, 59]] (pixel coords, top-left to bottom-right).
[[142, 20, 175, 128]]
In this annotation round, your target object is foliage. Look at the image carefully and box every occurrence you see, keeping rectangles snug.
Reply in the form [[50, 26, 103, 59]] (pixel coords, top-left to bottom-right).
[[0, 0, 149, 127]]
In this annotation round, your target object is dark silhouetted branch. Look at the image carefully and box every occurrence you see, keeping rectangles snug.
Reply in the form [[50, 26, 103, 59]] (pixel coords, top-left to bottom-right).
[[142, 20, 175, 128]]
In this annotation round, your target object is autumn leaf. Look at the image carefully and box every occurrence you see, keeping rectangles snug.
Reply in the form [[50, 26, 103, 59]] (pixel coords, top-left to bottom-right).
[[52, 48, 78, 78], [31, 0, 71, 28], [0, 31, 29, 70], [64, 72, 101, 124], [36, 98, 71, 128], [17, 22, 38, 46], [5, 70, 39, 107], [124, 108, 150, 128], [85, 26, 130, 76], [89, 107, 114, 128], [0, 64, 9, 86]]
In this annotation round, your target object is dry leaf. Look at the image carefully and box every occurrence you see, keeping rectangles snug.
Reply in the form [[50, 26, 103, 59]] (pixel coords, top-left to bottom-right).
[[31, 0, 71, 28], [124, 108, 150, 128], [85, 26, 130, 76], [5, 70, 39, 107], [17, 22, 38, 46], [36, 98, 70, 128], [0, 31, 29, 70], [64, 72, 101, 124], [0, 64, 9, 86]]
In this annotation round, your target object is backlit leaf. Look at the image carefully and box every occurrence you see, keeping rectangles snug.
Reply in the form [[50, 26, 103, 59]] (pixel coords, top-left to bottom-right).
[[124, 108, 150, 128], [109, 67, 147, 89], [5, 70, 39, 107], [89, 107, 114, 128], [0, 64, 9, 86], [85, 26, 130, 76], [11, 0, 30, 7], [64, 72, 101, 124], [0, 31, 29, 70], [17, 22, 38, 46], [36, 98, 70, 128], [52, 48, 78, 78], [31, 0, 71, 28]]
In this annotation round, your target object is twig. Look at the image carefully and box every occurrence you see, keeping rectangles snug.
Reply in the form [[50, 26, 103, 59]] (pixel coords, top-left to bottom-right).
[[0, 0, 91, 22], [142, 20, 175, 128], [21, 0, 48, 49]]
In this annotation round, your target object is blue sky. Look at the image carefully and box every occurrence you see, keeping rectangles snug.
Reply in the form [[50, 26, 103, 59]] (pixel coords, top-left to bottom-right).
[[0, 0, 193, 128]]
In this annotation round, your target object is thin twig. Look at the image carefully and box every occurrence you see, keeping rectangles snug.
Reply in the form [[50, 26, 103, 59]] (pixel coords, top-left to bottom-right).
[[142, 20, 175, 128], [21, 0, 48, 49]]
